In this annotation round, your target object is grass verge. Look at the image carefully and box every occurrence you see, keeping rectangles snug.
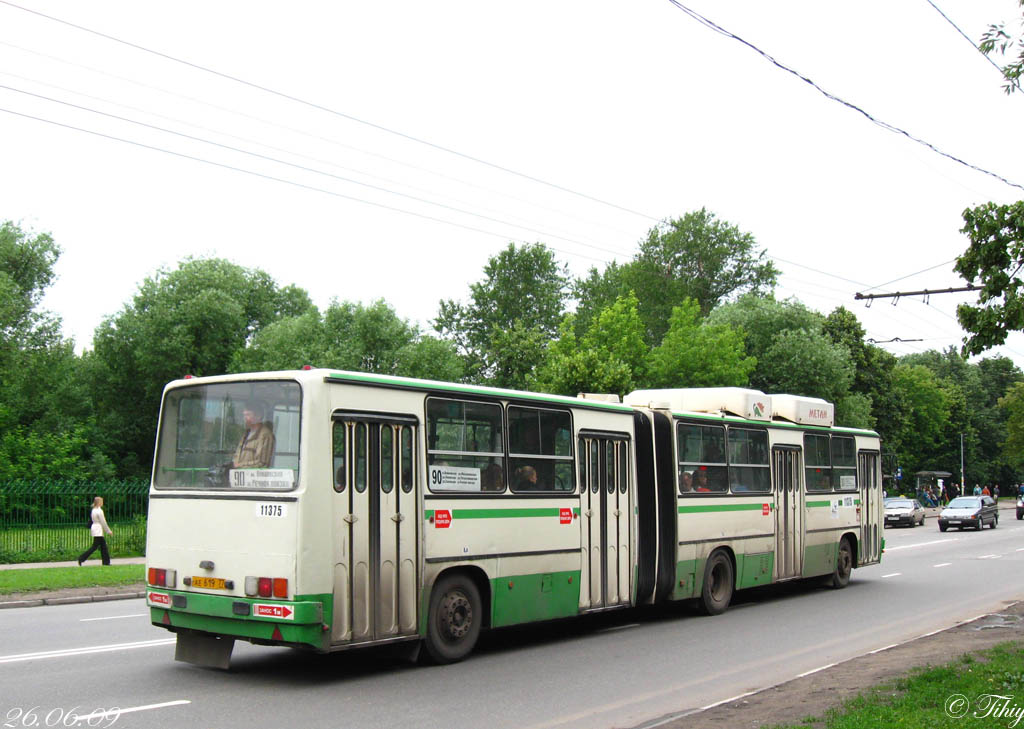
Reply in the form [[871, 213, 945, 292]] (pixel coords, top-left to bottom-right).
[[771, 640, 1024, 729], [0, 564, 145, 594]]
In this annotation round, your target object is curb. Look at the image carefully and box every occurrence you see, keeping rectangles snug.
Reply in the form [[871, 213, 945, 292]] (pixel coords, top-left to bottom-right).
[[0, 591, 146, 610]]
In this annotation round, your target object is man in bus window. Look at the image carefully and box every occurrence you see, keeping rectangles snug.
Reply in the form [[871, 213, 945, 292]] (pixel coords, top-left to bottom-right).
[[233, 400, 275, 468], [693, 471, 711, 492], [679, 469, 693, 493]]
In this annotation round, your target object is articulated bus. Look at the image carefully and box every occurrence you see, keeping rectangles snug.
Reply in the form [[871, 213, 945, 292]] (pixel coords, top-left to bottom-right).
[[145, 369, 883, 668]]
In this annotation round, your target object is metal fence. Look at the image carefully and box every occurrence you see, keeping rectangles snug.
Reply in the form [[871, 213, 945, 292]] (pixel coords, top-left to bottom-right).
[[0, 480, 150, 563]]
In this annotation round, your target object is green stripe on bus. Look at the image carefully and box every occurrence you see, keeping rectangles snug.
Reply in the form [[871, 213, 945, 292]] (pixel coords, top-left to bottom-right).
[[425, 507, 580, 520], [327, 371, 632, 412], [672, 410, 879, 436], [678, 503, 767, 513], [806, 500, 832, 507]]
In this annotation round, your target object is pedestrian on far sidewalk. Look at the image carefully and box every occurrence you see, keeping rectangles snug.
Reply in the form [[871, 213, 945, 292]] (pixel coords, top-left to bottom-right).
[[78, 496, 113, 566]]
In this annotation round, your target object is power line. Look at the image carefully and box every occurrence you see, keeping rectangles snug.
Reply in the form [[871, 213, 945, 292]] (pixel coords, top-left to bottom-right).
[[0, 105, 617, 265], [862, 259, 958, 293], [0, 0, 661, 222], [0, 41, 643, 242], [924, 0, 1022, 93], [664, 0, 1024, 192], [0, 82, 634, 261]]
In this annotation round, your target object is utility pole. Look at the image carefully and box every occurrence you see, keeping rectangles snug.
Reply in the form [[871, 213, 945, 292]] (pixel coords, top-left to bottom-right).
[[960, 433, 965, 495]]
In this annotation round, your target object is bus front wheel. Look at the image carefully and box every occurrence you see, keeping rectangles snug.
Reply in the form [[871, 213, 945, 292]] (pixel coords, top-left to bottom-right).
[[699, 550, 734, 615], [830, 538, 853, 589], [424, 573, 482, 664]]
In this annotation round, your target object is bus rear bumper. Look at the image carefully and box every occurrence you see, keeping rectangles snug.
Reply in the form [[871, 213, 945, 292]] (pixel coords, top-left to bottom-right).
[[147, 589, 327, 651]]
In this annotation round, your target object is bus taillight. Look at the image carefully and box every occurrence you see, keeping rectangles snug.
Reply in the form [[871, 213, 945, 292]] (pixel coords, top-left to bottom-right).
[[147, 567, 176, 588], [245, 576, 288, 598]]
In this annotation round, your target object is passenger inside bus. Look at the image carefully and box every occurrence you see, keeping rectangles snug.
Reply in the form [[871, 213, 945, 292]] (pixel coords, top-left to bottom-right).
[[679, 470, 693, 493], [481, 463, 503, 491], [233, 400, 276, 468], [693, 471, 711, 492], [514, 465, 538, 490]]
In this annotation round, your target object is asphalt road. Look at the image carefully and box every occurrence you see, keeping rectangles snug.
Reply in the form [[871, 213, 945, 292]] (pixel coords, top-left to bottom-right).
[[2, 514, 1022, 729]]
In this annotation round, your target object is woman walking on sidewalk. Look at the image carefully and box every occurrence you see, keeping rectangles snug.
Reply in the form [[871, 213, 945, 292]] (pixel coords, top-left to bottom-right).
[[78, 496, 113, 566]]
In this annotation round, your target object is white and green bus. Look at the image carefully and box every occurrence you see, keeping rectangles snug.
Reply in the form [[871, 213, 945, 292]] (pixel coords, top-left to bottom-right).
[[145, 369, 883, 668]]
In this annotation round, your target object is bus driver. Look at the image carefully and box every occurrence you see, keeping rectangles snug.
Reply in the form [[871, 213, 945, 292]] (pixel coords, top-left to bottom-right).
[[233, 400, 275, 468]]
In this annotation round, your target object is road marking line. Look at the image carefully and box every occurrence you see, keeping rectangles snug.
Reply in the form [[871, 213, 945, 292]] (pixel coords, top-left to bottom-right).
[[73, 701, 190, 724], [1017, 548, 1024, 552], [885, 538, 958, 551], [0, 638, 174, 664], [979, 554, 1001, 559], [869, 643, 899, 654], [80, 613, 148, 622], [933, 563, 952, 567], [882, 572, 902, 578], [797, 663, 836, 678], [698, 690, 757, 711]]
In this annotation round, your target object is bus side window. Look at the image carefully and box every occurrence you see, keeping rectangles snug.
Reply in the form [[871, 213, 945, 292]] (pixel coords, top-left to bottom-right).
[[355, 422, 368, 493], [333, 422, 347, 493], [381, 425, 394, 494], [400, 426, 414, 493]]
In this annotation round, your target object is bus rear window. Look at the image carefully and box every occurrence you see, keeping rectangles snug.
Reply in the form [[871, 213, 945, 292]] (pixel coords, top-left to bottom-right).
[[154, 381, 301, 490]]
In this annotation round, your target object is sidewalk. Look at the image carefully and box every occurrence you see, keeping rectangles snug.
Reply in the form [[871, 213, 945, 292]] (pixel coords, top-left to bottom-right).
[[0, 556, 146, 571], [0, 557, 147, 609]]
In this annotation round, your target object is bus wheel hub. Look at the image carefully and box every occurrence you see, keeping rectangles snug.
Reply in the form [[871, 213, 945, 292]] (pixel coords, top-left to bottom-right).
[[440, 591, 472, 639]]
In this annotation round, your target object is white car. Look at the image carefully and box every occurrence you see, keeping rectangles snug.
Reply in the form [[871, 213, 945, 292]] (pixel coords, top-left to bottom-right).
[[884, 498, 926, 527]]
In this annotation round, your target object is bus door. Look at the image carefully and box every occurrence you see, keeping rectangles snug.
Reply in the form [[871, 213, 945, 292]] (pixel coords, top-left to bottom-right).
[[579, 434, 631, 610], [331, 414, 418, 645], [772, 446, 803, 580], [858, 452, 881, 563]]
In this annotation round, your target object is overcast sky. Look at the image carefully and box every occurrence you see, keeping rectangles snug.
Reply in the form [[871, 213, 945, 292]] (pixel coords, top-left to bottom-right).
[[2, 0, 1024, 372]]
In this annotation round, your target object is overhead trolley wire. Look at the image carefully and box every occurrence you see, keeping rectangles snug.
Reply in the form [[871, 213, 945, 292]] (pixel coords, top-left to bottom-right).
[[0, 81, 634, 261], [664, 0, 1024, 192], [0, 0, 662, 222], [924, 0, 1022, 93], [0, 40, 643, 241], [0, 104, 615, 265]]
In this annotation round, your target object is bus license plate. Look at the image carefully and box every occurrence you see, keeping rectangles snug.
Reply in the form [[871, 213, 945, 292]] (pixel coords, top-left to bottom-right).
[[192, 577, 227, 589]]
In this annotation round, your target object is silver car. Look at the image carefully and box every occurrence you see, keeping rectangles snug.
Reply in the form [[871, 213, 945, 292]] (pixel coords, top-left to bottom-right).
[[938, 496, 998, 531], [884, 498, 926, 527]]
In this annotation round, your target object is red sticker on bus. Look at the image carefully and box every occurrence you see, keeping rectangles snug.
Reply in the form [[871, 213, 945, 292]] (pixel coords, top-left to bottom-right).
[[762, 503, 770, 515], [148, 592, 170, 606], [435, 510, 452, 528], [254, 603, 294, 620], [560, 508, 573, 525]]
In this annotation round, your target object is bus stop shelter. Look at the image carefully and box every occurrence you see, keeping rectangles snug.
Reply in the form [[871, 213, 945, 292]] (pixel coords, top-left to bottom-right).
[[915, 471, 952, 505]]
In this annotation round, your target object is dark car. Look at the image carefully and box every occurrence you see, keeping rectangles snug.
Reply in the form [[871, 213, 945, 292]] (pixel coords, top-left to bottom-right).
[[938, 496, 998, 531], [884, 498, 926, 527]]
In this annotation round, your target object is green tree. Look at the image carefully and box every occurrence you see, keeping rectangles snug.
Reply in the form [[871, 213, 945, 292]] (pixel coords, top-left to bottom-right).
[[233, 299, 464, 382], [88, 257, 313, 476], [576, 209, 777, 345], [822, 306, 898, 432], [0, 221, 113, 479], [647, 298, 755, 388], [979, 1, 1024, 94], [533, 292, 648, 396], [434, 242, 569, 388], [998, 381, 1024, 470], [889, 364, 951, 476], [954, 200, 1024, 355]]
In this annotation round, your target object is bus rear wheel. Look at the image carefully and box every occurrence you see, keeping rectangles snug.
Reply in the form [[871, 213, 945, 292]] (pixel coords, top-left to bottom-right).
[[699, 550, 734, 615], [424, 573, 482, 664], [830, 538, 853, 589]]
